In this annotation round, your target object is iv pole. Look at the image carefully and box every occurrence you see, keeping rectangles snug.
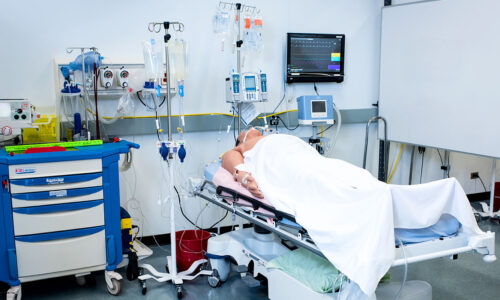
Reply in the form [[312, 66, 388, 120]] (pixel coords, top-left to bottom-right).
[[138, 21, 212, 299], [219, 1, 257, 134], [236, 3, 242, 134]]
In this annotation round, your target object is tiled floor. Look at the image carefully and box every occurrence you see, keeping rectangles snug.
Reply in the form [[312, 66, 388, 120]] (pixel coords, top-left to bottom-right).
[[6, 220, 500, 299]]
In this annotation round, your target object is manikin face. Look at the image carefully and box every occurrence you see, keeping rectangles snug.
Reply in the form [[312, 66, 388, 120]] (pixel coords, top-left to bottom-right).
[[237, 128, 262, 145]]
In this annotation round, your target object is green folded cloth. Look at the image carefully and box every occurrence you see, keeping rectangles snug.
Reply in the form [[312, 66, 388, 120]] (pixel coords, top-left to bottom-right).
[[267, 248, 344, 293]]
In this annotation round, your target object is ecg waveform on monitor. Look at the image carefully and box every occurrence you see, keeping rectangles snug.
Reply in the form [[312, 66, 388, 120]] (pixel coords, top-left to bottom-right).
[[289, 37, 342, 73]]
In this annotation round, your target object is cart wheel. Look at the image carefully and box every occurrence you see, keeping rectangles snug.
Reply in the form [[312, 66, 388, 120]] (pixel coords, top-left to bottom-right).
[[106, 278, 122, 296], [6, 293, 18, 300], [75, 276, 86, 286], [176, 284, 183, 299], [139, 279, 147, 295], [6, 294, 18, 300], [6, 286, 21, 300]]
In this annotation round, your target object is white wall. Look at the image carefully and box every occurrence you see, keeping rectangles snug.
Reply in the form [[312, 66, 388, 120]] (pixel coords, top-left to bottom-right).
[[380, 0, 499, 196], [1, 0, 495, 236]]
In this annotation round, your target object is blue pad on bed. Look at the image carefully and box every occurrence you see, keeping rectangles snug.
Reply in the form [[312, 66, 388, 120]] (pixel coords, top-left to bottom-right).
[[204, 161, 221, 182], [395, 214, 461, 245]]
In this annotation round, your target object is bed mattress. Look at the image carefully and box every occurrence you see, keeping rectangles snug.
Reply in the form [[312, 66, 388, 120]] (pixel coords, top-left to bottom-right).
[[204, 162, 461, 245]]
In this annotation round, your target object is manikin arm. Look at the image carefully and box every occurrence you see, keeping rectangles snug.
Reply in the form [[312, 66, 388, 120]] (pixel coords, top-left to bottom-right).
[[221, 149, 264, 199], [221, 149, 244, 177]]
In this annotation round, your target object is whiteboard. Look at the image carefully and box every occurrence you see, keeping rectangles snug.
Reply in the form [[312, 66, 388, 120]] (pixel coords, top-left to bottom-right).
[[379, 0, 500, 158]]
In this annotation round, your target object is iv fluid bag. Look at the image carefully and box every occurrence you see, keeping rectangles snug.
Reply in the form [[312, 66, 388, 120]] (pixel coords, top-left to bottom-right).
[[169, 39, 187, 81], [142, 39, 164, 80]]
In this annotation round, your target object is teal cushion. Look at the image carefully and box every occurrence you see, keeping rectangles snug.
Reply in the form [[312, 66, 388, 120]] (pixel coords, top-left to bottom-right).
[[267, 248, 343, 293]]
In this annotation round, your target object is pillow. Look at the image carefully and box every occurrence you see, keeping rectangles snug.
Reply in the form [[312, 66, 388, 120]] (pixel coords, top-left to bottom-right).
[[267, 247, 343, 293]]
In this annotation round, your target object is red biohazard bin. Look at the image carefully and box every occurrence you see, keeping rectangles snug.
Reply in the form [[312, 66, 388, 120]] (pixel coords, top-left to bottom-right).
[[175, 230, 211, 272], [494, 182, 500, 212]]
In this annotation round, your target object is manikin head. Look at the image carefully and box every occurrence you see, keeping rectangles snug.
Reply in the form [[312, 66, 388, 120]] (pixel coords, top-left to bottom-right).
[[235, 127, 262, 146]]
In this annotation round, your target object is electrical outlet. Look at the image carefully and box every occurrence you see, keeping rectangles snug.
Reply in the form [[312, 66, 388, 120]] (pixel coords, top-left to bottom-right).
[[270, 116, 279, 126], [470, 172, 479, 179]]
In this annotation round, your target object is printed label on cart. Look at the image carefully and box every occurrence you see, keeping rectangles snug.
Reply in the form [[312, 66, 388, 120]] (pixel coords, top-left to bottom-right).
[[15, 168, 36, 174], [49, 190, 67, 197], [46, 178, 64, 184]]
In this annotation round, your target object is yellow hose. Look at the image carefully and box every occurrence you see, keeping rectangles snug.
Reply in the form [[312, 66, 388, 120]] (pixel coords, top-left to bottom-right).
[[387, 144, 404, 183], [257, 109, 298, 119], [87, 109, 296, 121]]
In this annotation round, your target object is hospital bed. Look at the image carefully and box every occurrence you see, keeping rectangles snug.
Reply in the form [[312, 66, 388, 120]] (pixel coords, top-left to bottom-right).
[[193, 162, 496, 299]]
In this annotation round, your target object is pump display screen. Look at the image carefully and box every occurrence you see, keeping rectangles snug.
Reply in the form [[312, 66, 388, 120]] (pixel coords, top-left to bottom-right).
[[311, 100, 326, 113], [244, 76, 256, 91]]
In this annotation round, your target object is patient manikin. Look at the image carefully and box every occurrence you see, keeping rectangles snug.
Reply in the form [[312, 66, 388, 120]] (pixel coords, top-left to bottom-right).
[[221, 129, 483, 298]]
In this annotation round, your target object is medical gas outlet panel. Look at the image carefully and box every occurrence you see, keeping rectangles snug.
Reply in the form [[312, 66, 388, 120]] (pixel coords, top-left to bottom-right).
[[225, 72, 268, 103], [0, 100, 36, 136], [0, 100, 31, 124]]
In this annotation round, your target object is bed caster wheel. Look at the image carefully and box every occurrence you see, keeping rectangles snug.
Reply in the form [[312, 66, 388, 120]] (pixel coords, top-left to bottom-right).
[[208, 269, 221, 288], [6, 286, 21, 300], [139, 277, 147, 295], [176, 284, 183, 299], [106, 278, 122, 296]]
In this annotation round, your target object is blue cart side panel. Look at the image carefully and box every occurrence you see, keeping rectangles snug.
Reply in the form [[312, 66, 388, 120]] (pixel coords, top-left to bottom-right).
[[0, 163, 20, 286], [102, 153, 123, 270], [0, 141, 139, 277]]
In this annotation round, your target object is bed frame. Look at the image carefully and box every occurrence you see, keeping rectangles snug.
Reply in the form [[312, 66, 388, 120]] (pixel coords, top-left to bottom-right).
[[194, 180, 497, 266]]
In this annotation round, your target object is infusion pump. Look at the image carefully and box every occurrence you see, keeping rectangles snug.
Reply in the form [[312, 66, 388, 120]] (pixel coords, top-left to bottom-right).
[[225, 72, 268, 103]]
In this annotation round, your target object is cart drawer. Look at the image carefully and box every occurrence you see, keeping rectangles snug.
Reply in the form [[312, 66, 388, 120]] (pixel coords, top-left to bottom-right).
[[15, 227, 106, 278], [12, 187, 103, 208], [13, 200, 104, 236], [8, 159, 102, 179], [10, 173, 102, 194]]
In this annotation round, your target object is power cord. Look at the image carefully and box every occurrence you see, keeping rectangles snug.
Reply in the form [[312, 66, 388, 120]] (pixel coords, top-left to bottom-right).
[[175, 186, 202, 230], [136, 90, 166, 110], [316, 123, 335, 136], [276, 115, 299, 131], [208, 210, 229, 229], [418, 147, 426, 183], [477, 175, 488, 192], [175, 186, 229, 230], [313, 82, 319, 96], [437, 149, 450, 178]]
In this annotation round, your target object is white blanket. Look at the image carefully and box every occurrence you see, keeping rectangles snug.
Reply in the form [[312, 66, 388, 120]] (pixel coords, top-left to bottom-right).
[[242, 134, 482, 296]]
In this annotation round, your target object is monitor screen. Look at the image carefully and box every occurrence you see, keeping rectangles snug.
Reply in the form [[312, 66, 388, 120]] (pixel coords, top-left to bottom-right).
[[244, 76, 256, 90], [311, 100, 326, 113], [287, 33, 345, 83]]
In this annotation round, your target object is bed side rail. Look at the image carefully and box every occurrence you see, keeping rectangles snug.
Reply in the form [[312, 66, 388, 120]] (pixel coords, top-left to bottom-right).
[[215, 185, 297, 223]]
